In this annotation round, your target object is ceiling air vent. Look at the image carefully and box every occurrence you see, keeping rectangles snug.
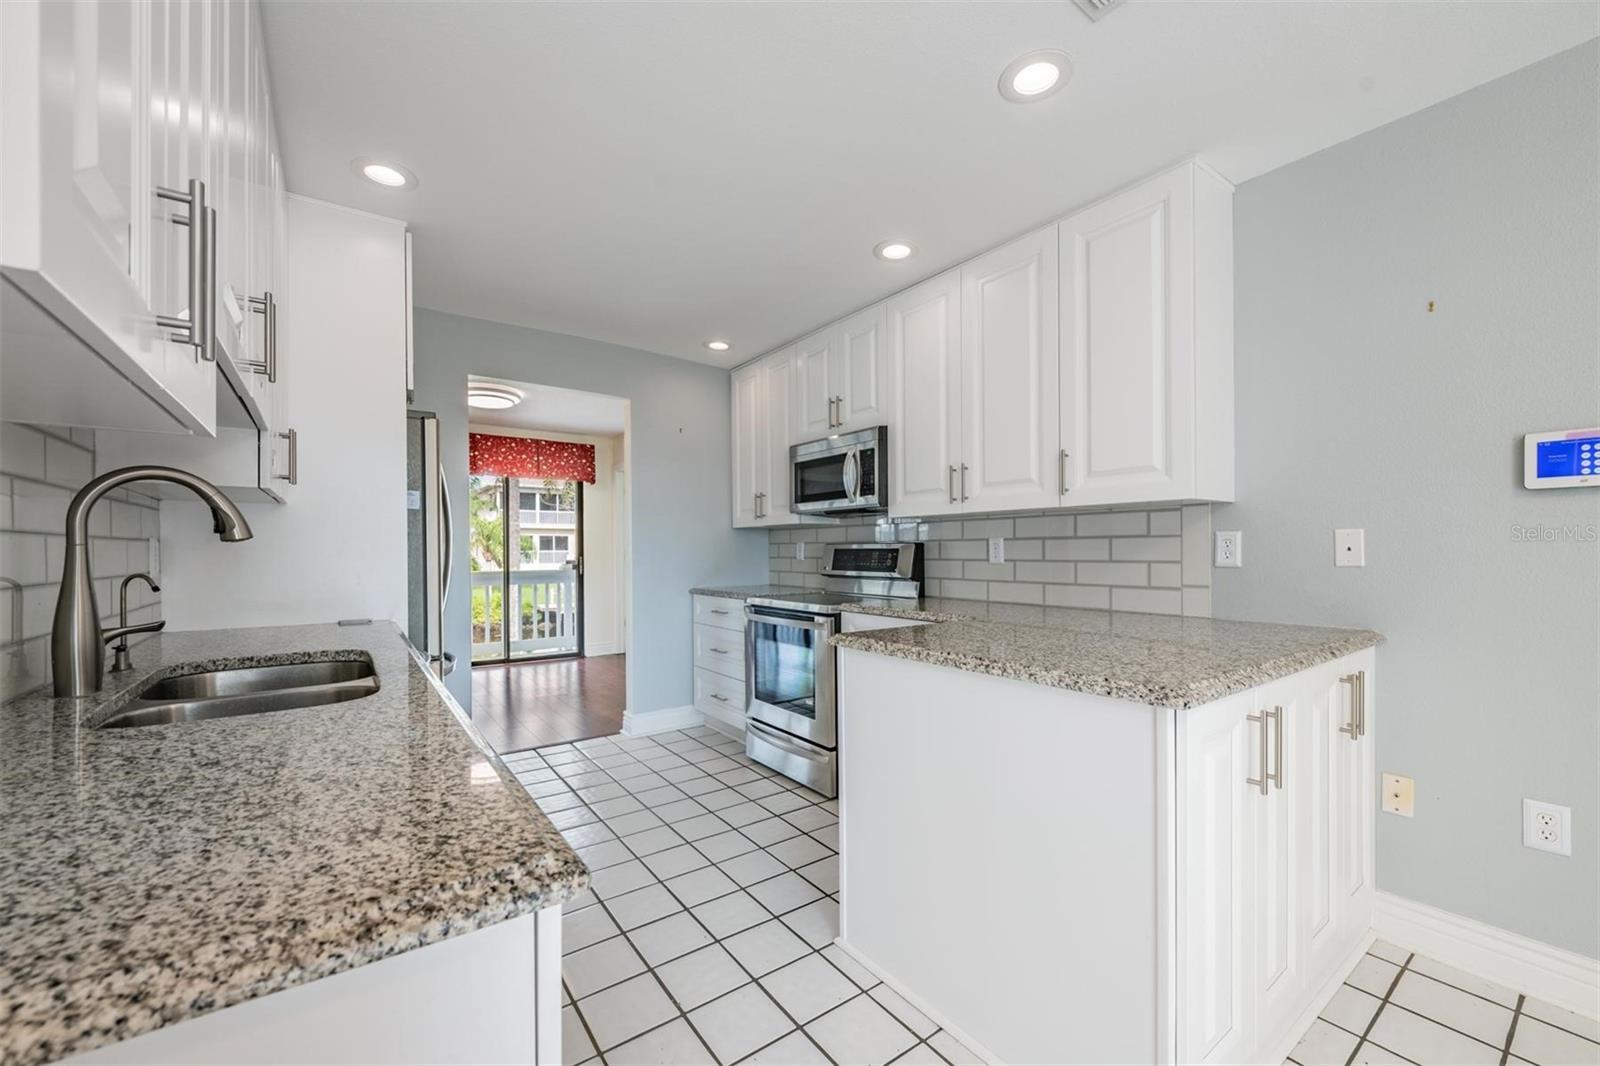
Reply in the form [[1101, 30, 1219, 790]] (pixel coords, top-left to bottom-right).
[[1073, 0, 1125, 22]]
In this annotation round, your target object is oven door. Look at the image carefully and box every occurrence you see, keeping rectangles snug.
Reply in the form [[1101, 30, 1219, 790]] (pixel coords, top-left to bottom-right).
[[744, 606, 837, 748]]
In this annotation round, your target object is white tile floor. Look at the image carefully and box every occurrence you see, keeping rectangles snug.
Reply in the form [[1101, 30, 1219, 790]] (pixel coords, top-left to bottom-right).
[[511, 728, 1600, 1066]]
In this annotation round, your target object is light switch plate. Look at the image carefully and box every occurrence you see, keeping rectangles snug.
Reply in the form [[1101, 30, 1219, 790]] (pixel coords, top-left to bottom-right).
[[987, 537, 1005, 564], [1335, 528, 1366, 567], [795, 542, 806, 561], [1382, 773, 1414, 817]]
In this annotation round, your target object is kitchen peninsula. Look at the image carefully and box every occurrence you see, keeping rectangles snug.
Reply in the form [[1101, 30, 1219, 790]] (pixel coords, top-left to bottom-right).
[[831, 607, 1382, 1065]]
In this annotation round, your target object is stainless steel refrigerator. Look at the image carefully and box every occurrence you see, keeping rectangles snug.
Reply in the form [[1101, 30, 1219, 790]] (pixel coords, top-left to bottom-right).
[[406, 410, 455, 680]]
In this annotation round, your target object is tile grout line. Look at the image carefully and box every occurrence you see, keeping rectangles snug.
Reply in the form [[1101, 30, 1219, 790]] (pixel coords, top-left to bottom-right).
[[1346, 950, 1412, 1066], [1500, 992, 1525, 1066]]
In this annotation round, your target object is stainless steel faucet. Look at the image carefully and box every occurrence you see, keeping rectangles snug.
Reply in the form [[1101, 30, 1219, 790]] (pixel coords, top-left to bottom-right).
[[109, 573, 163, 674], [52, 466, 253, 698]]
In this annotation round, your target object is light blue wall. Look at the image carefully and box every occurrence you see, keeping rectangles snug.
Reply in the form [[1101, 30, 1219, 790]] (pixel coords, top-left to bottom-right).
[[412, 308, 770, 711], [1216, 42, 1599, 956]]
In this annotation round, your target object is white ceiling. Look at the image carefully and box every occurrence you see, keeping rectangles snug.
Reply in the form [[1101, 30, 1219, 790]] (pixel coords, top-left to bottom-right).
[[261, 2, 1597, 368], [467, 377, 628, 437]]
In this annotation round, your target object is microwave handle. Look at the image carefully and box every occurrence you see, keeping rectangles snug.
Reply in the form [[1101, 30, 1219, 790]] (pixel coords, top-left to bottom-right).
[[842, 447, 860, 502]]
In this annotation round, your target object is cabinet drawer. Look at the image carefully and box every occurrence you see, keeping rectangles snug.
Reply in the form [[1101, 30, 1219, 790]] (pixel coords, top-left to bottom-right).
[[693, 667, 746, 722], [694, 624, 745, 681], [693, 595, 745, 632]]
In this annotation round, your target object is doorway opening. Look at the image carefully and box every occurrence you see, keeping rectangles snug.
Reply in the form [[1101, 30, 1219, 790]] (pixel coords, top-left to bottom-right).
[[465, 376, 630, 753]]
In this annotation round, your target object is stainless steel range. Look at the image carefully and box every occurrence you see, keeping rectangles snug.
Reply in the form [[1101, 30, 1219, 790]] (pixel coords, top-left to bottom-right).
[[743, 542, 922, 797]]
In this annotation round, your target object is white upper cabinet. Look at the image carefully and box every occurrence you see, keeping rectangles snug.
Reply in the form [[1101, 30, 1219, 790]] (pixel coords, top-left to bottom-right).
[[731, 361, 765, 527], [0, 0, 288, 438], [761, 347, 795, 524], [887, 270, 963, 518], [1060, 164, 1234, 505], [960, 227, 1060, 513], [793, 305, 888, 442]]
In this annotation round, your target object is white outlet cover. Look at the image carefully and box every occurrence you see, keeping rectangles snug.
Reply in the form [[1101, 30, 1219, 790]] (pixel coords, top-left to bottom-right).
[[987, 537, 1005, 564], [1335, 528, 1366, 567], [1523, 798, 1572, 856], [795, 541, 806, 561], [1215, 530, 1242, 567]]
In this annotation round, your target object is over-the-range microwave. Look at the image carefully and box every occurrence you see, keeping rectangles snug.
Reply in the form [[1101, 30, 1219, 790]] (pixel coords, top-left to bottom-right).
[[790, 425, 888, 516]]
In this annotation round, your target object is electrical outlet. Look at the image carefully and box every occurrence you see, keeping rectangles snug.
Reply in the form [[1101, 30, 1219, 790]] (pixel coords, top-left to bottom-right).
[[148, 537, 161, 580], [1523, 798, 1572, 856], [1215, 531, 1242, 567], [795, 542, 806, 561], [987, 537, 1005, 564], [1381, 773, 1414, 817], [1335, 528, 1366, 567]]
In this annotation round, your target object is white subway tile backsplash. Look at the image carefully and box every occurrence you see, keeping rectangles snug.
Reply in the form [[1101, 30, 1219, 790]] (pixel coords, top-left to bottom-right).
[[766, 503, 1212, 620], [1, 421, 161, 700]]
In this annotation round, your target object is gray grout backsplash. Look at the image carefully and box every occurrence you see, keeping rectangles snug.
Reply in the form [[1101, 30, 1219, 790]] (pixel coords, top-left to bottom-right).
[[769, 504, 1213, 617], [0, 422, 163, 701]]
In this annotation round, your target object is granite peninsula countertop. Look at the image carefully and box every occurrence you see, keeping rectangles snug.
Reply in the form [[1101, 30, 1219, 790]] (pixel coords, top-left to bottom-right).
[[0, 622, 587, 1066], [693, 586, 1381, 708]]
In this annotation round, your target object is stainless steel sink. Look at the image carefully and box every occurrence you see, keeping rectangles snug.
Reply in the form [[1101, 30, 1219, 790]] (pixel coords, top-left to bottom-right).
[[98, 658, 380, 729]]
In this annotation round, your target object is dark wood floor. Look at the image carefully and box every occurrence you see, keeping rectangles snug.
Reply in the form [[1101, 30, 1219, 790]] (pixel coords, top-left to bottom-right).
[[470, 654, 626, 754]]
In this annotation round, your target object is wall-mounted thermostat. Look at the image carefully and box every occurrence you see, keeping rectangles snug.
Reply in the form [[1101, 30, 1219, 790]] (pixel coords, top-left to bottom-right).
[[1524, 428, 1600, 489]]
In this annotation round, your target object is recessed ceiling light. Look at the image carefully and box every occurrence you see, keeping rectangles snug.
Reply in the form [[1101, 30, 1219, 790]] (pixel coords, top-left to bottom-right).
[[467, 384, 523, 410], [874, 240, 916, 261], [704, 340, 732, 352], [998, 50, 1071, 103], [352, 158, 418, 189]]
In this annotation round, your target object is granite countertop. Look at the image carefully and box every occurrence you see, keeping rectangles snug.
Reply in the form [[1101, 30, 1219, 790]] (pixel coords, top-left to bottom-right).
[[690, 584, 803, 600], [832, 602, 1382, 708], [0, 622, 588, 1066]]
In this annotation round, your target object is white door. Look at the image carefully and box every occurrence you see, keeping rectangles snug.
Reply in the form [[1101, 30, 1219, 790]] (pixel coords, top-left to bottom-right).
[[1334, 653, 1376, 942], [730, 362, 764, 527], [1176, 687, 1257, 1066], [960, 226, 1060, 512], [832, 303, 887, 432], [209, 0, 248, 370], [1059, 167, 1194, 504], [1300, 662, 1347, 985], [761, 348, 795, 524], [1250, 676, 1302, 1040], [887, 270, 962, 517], [795, 328, 834, 440]]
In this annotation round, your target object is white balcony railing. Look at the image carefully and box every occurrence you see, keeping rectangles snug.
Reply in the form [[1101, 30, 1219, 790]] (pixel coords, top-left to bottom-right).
[[518, 509, 576, 527], [470, 567, 579, 659]]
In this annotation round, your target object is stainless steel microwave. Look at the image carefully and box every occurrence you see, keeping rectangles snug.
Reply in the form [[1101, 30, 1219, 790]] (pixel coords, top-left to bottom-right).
[[790, 426, 888, 516]]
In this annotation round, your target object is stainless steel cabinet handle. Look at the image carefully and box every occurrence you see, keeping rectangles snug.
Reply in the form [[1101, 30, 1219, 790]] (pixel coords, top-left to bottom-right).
[[1339, 673, 1361, 741], [709, 693, 730, 702], [960, 463, 969, 501], [709, 608, 730, 615], [438, 461, 453, 608], [1357, 670, 1366, 737], [708, 646, 729, 654], [1246, 710, 1269, 795], [1267, 705, 1284, 790], [833, 395, 845, 428], [274, 428, 298, 484], [1060, 450, 1070, 495], [155, 179, 213, 359], [246, 291, 278, 382], [948, 465, 958, 504]]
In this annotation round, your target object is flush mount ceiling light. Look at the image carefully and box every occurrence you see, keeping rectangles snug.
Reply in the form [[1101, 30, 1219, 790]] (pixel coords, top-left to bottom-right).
[[467, 384, 523, 410], [704, 340, 732, 352], [874, 240, 916, 261], [352, 158, 418, 189], [998, 50, 1071, 103]]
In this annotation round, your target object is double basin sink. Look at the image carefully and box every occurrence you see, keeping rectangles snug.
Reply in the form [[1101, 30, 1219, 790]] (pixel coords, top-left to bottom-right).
[[98, 657, 380, 729]]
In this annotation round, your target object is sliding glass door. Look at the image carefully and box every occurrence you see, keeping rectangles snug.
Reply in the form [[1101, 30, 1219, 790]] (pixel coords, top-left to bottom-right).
[[469, 475, 584, 664]]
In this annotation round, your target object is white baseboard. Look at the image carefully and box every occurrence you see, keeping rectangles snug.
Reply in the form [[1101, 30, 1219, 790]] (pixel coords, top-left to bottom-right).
[[620, 704, 701, 737], [1375, 891, 1600, 1016], [584, 643, 622, 658], [830, 938, 1004, 1066]]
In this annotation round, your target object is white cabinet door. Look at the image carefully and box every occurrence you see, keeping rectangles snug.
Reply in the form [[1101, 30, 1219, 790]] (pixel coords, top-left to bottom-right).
[[1250, 675, 1303, 1041], [209, 0, 248, 372], [1059, 167, 1197, 505], [833, 303, 887, 433], [1334, 652, 1376, 944], [1299, 662, 1348, 988], [760, 348, 795, 524], [960, 227, 1060, 513], [887, 270, 962, 518], [1176, 687, 1257, 1066], [731, 361, 765, 527], [794, 328, 834, 440]]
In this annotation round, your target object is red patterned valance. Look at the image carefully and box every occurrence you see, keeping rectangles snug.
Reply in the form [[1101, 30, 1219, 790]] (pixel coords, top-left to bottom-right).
[[469, 433, 596, 484]]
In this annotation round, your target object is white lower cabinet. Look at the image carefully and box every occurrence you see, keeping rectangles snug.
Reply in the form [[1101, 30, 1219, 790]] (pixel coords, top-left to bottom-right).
[[837, 644, 1376, 1065]]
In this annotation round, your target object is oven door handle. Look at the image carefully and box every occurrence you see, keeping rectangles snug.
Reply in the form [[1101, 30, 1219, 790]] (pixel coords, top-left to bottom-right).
[[744, 606, 835, 631], [747, 718, 831, 760]]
